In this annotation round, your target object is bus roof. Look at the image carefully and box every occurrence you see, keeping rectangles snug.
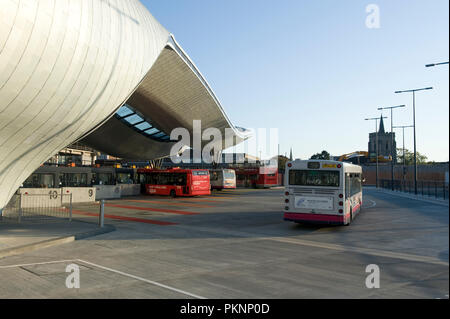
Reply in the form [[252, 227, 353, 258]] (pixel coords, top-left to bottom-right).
[[137, 168, 209, 173], [288, 159, 362, 171]]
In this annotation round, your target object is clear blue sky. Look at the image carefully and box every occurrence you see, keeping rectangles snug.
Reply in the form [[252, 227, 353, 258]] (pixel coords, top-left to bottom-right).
[[142, 0, 449, 162]]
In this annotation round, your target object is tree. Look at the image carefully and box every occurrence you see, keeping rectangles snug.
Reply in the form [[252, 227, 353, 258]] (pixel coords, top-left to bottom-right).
[[310, 150, 330, 160], [397, 148, 428, 165], [277, 155, 290, 170]]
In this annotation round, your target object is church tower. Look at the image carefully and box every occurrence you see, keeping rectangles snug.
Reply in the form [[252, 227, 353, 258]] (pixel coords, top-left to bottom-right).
[[368, 116, 397, 162]]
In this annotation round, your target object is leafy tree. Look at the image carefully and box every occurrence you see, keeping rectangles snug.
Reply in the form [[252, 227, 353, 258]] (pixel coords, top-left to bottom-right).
[[310, 150, 331, 160], [397, 148, 428, 165], [277, 155, 290, 169]]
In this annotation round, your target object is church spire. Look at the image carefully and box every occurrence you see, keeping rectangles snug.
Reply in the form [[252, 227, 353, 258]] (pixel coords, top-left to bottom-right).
[[379, 115, 385, 134]]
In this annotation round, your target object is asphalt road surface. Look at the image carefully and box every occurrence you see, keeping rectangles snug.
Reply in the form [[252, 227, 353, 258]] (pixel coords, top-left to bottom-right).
[[0, 187, 448, 299]]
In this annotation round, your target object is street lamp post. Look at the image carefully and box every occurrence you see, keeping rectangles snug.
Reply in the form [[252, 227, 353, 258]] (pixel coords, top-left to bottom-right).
[[425, 62, 449, 68], [365, 116, 388, 188], [393, 125, 414, 185], [377, 105, 406, 191], [395, 87, 433, 195]]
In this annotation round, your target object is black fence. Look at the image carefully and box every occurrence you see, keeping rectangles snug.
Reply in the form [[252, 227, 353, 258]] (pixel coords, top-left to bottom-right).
[[379, 179, 449, 200]]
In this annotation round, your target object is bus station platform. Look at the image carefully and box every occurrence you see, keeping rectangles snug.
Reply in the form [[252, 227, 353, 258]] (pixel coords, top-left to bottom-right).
[[0, 220, 114, 259]]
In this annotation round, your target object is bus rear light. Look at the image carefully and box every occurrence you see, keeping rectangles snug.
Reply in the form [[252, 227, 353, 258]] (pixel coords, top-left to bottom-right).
[[337, 164, 342, 168], [287, 163, 292, 168], [339, 201, 343, 206], [285, 199, 289, 203], [339, 209, 343, 214], [285, 192, 289, 196], [339, 194, 343, 198]]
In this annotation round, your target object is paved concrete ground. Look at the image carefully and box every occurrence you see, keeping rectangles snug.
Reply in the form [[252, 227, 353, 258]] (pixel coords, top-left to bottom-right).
[[0, 220, 104, 252], [0, 188, 448, 299]]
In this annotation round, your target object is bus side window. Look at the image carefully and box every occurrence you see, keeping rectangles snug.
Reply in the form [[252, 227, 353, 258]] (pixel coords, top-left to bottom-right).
[[177, 173, 187, 186], [159, 173, 168, 185], [348, 173, 361, 197], [345, 173, 351, 198]]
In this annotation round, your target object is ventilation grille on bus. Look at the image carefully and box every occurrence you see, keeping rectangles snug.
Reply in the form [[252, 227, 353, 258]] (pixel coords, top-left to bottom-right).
[[293, 189, 314, 194], [293, 189, 336, 195], [314, 189, 336, 195]]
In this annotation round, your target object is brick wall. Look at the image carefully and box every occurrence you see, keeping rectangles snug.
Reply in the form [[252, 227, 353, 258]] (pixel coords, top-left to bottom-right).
[[362, 163, 449, 185]]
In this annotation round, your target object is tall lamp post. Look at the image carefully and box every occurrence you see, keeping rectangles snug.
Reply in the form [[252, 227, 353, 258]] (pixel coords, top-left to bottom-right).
[[393, 125, 414, 184], [377, 105, 406, 190], [365, 116, 388, 188], [426, 62, 449, 67], [395, 87, 433, 195]]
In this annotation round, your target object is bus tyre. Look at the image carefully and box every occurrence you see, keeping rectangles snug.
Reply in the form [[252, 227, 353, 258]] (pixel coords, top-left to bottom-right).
[[170, 190, 176, 198]]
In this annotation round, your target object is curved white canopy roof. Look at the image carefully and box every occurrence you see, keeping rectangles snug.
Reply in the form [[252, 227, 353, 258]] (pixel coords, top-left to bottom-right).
[[0, 0, 250, 210]]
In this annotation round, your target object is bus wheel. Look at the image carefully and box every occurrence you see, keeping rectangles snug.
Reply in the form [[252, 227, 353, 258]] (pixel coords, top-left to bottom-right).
[[170, 190, 176, 198]]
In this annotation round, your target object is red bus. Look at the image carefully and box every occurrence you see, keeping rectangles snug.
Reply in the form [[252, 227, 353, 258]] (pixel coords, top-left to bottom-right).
[[235, 167, 279, 188], [137, 168, 211, 197]]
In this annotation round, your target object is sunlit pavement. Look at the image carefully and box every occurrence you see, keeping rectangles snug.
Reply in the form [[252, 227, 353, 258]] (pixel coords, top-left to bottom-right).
[[0, 188, 448, 299]]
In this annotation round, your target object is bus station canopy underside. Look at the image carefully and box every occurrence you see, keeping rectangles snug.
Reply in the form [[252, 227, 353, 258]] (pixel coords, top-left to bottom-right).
[[80, 37, 252, 160]]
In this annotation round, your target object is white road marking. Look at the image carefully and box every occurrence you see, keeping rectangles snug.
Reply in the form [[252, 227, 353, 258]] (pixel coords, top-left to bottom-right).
[[0, 259, 206, 299], [76, 259, 206, 299], [269, 237, 449, 266], [175, 224, 448, 266]]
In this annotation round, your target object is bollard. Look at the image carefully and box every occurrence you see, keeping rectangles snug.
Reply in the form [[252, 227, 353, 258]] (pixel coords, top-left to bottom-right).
[[99, 199, 105, 228], [69, 193, 73, 222], [18, 194, 22, 223]]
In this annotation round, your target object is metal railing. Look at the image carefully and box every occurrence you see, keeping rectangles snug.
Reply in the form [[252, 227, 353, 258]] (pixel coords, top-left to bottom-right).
[[0, 193, 72, 223], [379, 179, 449, 200]]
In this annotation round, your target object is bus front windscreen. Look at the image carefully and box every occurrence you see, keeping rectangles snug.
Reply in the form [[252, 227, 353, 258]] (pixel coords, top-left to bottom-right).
[[224, 171, 235, 180], [289, 170, 340, 187]]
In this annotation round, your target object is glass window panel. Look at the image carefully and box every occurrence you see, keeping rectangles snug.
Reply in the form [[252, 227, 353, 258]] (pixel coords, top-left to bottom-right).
[[116, 103, 171, 142], [153, 132, 166, 138], [145, 128, 160, 135], [41, 174, 55, 188], [116, 106, 134, 118], [135, 122, 152, 131], [117, 173, 133, 184], [124, 114, 143, 125], [289, 170, 340, 187]]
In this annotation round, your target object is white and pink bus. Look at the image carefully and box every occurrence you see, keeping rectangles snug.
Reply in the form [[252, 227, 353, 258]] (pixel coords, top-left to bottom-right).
[[210, 169, 236, 190], [283, 160, 363, 225]]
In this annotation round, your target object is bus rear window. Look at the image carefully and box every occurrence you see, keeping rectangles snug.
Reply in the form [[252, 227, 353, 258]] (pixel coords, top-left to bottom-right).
[[289, 170, 340, 187]]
